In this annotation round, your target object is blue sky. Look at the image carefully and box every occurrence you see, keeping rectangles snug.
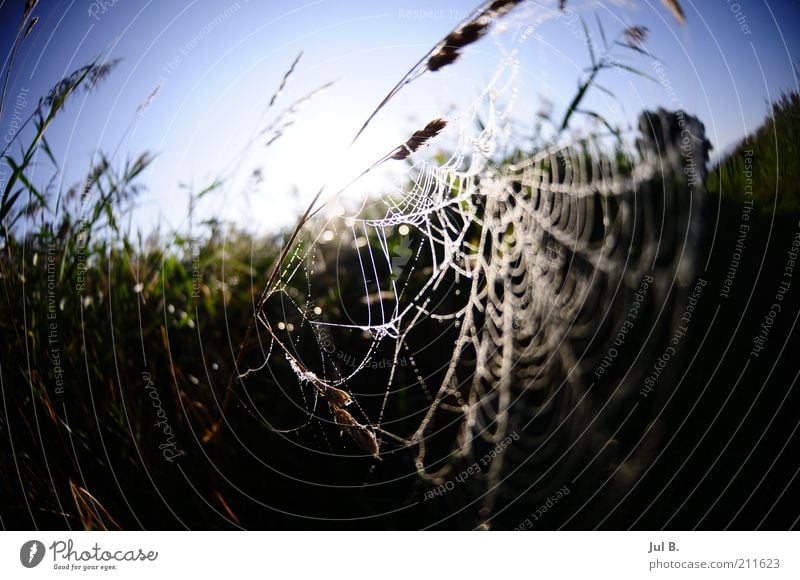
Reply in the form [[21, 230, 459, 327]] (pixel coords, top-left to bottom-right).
[[1, 0, 799, 234]]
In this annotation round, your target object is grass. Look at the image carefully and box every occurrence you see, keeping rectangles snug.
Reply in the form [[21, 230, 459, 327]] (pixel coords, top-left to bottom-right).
[[0, 57, 434, 524], [706, 88, 800, 213], [9, 0, 788, 531]]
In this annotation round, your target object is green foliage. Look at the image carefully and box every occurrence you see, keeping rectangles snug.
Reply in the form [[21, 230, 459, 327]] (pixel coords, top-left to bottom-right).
[[706, 90, 800, 212], [1, 59, 121, 228], [0, 146, 283, 525]]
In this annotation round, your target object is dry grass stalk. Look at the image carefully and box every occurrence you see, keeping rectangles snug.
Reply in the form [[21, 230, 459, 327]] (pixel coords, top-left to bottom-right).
[[213, 490, 241, 525], [24, 16, 39, 38], [263, 79, 337, 148], [69, 480, 122, 531], [427, 1, 524, 71], [350, 0, 525, 145], [268, 51, 302, 107], [428, 21, 491, 71], [24, 0, 39, 18], [324, 385, 353, 408], [333, 408, 380, 459], [486, 0, 525, 18], [390, 118, 448, 160], [325, 388, 380, 458], [624, 26, 649, 48], [661, 0, 686, 24]]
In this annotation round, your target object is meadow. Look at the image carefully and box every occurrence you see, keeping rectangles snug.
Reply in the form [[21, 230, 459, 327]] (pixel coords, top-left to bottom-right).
[[2, 0, 799, 530]]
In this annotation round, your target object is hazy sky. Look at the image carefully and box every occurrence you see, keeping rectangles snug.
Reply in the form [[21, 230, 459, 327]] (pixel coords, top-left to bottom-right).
[[1, 0, 799, 234]]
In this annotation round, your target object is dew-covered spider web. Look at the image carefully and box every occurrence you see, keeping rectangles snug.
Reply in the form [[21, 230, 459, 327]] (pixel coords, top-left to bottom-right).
[[231, 1, 709, 526]]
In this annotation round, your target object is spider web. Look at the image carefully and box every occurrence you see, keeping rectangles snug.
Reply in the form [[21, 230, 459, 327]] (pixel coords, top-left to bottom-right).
[[234, 3, 708, 525]]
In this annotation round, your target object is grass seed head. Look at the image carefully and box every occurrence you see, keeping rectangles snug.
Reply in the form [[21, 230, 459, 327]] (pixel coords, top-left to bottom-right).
[[391, 118, 448, 160], [624, 26, 649, 48], [661, 0, 686, 24], [324, 386, 353, 408]]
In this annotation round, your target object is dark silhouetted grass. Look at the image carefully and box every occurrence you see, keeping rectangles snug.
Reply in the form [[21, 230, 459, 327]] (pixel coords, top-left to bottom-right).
[[706, 89, 800, 213]]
